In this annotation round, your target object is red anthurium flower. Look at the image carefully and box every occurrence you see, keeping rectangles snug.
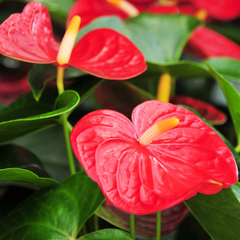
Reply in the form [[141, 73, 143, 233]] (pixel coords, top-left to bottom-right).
[[186, 26, 240, 60], [100, 200, 188, 236], [183, 0, 240, 20], [67, 0, 158, 28], [0, 2, 146, 80], [70, 100, 238, 214], [170, 96, 227, 125]]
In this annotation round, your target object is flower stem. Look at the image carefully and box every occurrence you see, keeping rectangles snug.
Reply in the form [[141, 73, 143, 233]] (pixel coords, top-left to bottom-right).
[[57, 66, 76, 175], [129, 214, 135, 240], [62, 113, 76, 175], [156, 211, 161, 240], [57, 66, 65, 95]]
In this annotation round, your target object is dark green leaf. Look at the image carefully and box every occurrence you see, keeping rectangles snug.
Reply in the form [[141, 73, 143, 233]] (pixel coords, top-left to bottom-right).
[[185, 183, 240, 240], [78, 15, 200, 63], [207, 65, 240, 144], [78, 229, 133, 240], [0, 144, 57, 188], [28, 64, 86, 101], [95, 80, 153, 118], [0, 172, 105, 240], [0, 90, 80, 143]]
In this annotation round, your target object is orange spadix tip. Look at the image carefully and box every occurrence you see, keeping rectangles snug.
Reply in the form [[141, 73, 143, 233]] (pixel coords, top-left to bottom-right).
[[57, 15, 81, 66], [139, 117, 179, 147], [156, 72, 171, 103], [195, 9, 207, 21], [159, 0, 177, 6], [107, 0, 122, 7], [107, 0, 139, 17]]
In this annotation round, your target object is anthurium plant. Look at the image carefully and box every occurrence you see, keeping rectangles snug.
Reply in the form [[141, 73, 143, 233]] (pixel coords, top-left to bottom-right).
[[1, 0, 240, 240]]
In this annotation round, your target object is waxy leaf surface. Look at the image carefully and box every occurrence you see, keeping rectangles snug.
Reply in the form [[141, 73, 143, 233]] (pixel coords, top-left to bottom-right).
[[208, 65, 240, 144], [0, 90, 80, 143], [0, 144, 57, 188], [0, 2, 59, 63], [71, 100, 238, 214], [0, 172, 104, 240], [70, 28, 147, 79], [78, 229, 133, 240], [185, 183, 240, 240]]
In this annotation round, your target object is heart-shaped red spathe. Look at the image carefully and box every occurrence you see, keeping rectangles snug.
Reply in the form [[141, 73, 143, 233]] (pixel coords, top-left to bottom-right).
[[186, 0, 240, 20], [186, 26, 240, 60], [66, 0, 129, 28], [0, 2, 59, 63], [70, 100, 238, 214], [69, 28, 147, 79]]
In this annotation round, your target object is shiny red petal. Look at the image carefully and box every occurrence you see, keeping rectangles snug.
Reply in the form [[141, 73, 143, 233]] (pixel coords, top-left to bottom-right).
[[0, 2, 59, 63], [170, 95, 227, 125], [187, 0, 240, 20], [70, 110, 137, 182], [71, 101, 238, 214], [69, 28, 147, 79], [186, 26, 240, 60], [66, 0, 128, 28]]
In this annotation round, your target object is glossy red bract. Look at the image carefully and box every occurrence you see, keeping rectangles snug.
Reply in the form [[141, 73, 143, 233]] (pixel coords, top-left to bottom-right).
[[185, 0, 240, 20], [0, 2, 147, 80], [186, 26, 240, 60], [70, 100, 238, 214]]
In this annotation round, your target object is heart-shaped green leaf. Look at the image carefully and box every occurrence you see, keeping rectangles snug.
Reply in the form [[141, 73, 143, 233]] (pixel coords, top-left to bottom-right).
[[0, 144, 57, 188], [185, 183, 240, 240], [0, 90, 80, 143], [77, 15, 200, 64], [0, 171, 104, 239], [207, 65, 240, 144], [78, 229, 133, 240]]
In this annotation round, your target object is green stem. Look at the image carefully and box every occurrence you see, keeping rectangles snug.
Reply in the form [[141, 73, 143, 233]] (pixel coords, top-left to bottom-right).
[[62, 113, 76, 175], [129, 214, 135, 240], [156, 211, 161, 240], [57, 66, 65, 95], [57, 66, 76, 175], [94, 214, 99, 231]]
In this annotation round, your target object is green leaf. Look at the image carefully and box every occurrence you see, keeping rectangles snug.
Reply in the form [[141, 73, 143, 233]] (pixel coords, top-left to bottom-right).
[[0, 172, 105, 240], [204, 58, 240, 82], [185, 183, 240, 240], [207, 65, 240, 144], [77, 14, 201, 63], [28, 64, 86, 101], [0, 144, 58, 188], [0, 90, 80, 143], [95, 80, 153, 118], [78, 229, 133, 240]]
